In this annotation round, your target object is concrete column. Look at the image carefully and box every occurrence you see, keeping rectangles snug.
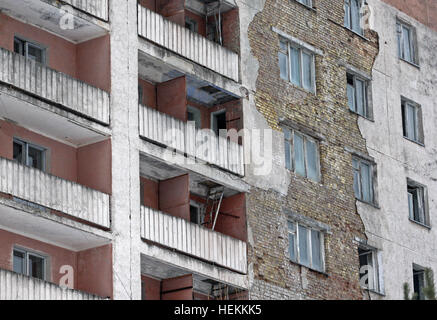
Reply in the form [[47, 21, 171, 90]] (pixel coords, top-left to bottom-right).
[[109, 0, 141, 300]]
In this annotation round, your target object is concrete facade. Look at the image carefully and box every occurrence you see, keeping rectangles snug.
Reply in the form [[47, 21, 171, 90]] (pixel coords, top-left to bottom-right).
[[357, 0, 437, 299]]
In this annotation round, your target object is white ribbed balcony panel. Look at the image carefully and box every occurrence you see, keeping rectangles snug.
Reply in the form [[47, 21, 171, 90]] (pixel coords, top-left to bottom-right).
[[0, 47, 110, 125], [0, 268, 103, 300], [0, 157, 110, 229], [138, 5, 239, 82], [63, 0, 109, 21], [139, 104, 244, 176], [141, 206, 247, 274]]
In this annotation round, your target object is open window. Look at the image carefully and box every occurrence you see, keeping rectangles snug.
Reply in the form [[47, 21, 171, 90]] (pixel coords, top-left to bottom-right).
[[358, 246, 381, 293], [401, 98, 424, 145], [407, 179, 429, 227], [413, 264, 426, 300], [347, 72, 371, 119]]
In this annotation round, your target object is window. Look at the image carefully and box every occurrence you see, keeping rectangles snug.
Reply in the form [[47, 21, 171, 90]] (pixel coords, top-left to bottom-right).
[[401, 99, 423, 144], [14, 37, 46, 64], [407, 180, 428, 226], [279, 39, 315, 92], [397, 21, 417, 64], [185, 17, 197, 33], [352, 157, 375, 204], [13, 248, 46, 280], [187, 106, 202, 129], [296, 0, 312, 7], [344, 0, 363, 35], [413, 265, 425, 300], [359, 247, 380, 292], [284, 128, 320, 182], [211, 110, 227, 136], [190, 203, 202, 225], [347, 73, 370, 118], [288, 221, 324, 272], [13, 138, 46, 171]]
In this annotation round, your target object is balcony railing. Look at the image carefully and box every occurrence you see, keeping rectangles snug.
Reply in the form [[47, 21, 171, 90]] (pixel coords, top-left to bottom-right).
[[138, 5, 239, 82], [0, 157, 110, 229], [139, 104, 244, 176], [0, 47, 110, 125], [63, 0, 109, 21], [141, 206, 247, 274], [0, 268, 103, 300]]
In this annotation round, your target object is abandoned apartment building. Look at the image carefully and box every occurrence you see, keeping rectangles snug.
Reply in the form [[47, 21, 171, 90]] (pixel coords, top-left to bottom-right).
[[0, 0, 435, 300]]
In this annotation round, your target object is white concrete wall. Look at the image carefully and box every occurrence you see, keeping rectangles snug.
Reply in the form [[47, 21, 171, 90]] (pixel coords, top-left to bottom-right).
[[359, 0, 437, 299]]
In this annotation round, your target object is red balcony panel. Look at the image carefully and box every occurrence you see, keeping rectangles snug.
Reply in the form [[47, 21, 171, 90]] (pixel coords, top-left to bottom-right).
[[159, 174, 190, 220]]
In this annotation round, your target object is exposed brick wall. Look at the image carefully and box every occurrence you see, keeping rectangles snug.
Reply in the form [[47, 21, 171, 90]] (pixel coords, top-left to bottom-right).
[[246, 0, 379, 299]]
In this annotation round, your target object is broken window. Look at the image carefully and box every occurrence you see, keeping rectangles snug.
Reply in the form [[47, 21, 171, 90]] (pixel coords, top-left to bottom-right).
[[397, 20, 417, 64], [13, 248, 46, 281], [347, 73, 370, 118], [344, 0, 364, 35], [279, 39, 316, 92], [288, 221, 324, 272], [401, 99, 423, 144], [284, 128, 320, 182], [14, 37, 46, 64], [352, 156, 375, 204], [13, 138, 46, 172], [359, 247, 380, 292], [407, 180, 428, 226], [413, 265, 426, 300]]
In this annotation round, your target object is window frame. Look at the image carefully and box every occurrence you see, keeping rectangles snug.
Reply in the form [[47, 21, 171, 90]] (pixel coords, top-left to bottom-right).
[[344, 0, 364, 36], [412, 264, 426, 300], [13, 247, 47, 281], [189, 201, 203, 226], [187, 105, 202, 130], [284, 127, 321, 182], [288, 220, 325, 272], [396, 20, 418, 65], [13, 36, 47, 65], [347, 72, 371, 119], [401, 99, 423, 145], [407, 179, 429, 227], [279, 39, 316, 93], [352, 156, 376, 205], [296, 0, 313, 8], [13, 138, 46, 172], [358, 246, 381, 293]]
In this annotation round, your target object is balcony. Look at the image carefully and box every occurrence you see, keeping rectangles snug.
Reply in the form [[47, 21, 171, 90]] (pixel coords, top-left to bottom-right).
[[0, 268, 103, 300], [63, 0, 109, 21], [138, 5, 239, 81], [0, 47, 110, 125], [0, 157, 110, 229], [141, 206, 247, 274], [139, 104, 244, 176]]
